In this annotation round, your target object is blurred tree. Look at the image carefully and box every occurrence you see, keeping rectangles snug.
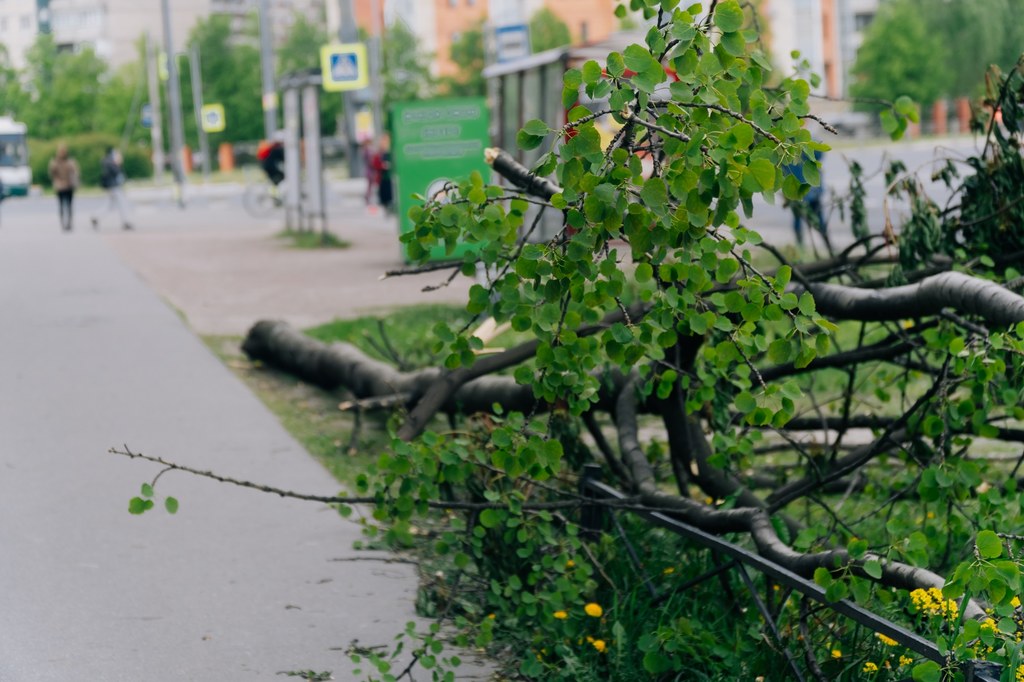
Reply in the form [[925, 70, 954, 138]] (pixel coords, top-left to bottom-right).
[[95, 62, 150, 145], [382, 20, 435, 114], [529, 7, 571, 52], [442, 22, 485, 97], [849, 0, 945, 107], [0, 46, 27, 117], [186, 15, 263, 144], [276, 11, 340, 135], [20, 35, 106, 139]]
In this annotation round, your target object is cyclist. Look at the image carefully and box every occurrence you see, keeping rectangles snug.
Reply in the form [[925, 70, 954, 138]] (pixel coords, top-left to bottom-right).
[[257, 131, 285, 186]]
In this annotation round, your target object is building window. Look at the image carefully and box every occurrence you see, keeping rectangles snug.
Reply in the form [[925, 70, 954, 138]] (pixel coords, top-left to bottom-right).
[[20, 13, 31, 29], [853, 12, 873, 31]]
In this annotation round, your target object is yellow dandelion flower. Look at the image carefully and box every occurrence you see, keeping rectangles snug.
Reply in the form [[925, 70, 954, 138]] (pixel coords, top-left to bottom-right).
[[584, 603, 603, 618], [863, 661, 879, 673], [1017, 664, 1024, 682], [586, 635, 594, 643], [876, 633, 899, 646], [831, 649, 842, 659], [487, 613, 496, 620], [553, 611, 568, 620], [926, 511, 935, 519], [981, 618, 997, 632], [592, 639, 607, 653], [566, 560, 575, 569], [663, 567, 675, 575], [899, 655, 914, 667], [1013, 596, 1022, 608]]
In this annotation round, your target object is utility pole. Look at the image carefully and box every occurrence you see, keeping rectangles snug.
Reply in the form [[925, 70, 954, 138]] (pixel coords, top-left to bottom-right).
[[188, 43, 211, 179], [144, 32, 165, 185], [257, 0, 277, 138], [160, 0, 186, 205], [338, 0, 360, 177], [369, 0, 383, 142]]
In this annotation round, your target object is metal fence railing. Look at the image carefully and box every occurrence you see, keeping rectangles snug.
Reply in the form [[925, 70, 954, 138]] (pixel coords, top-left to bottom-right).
[[577, 465, 1002, 682]]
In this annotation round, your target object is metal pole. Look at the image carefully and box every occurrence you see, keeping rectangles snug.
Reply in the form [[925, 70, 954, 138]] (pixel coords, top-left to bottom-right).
[[257, 0, 277, 138], [188, 42, 210, 179], [302, 84, 325, 235], [338, 0, 359, 177], [144, 32, 165, 184], [369, 0, 383, 139], [282, 85, 302, 232], [160, 0, 186, 204]]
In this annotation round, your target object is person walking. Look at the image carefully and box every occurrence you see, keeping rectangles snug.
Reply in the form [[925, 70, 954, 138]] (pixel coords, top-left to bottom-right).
[[784, 149, 828, 248], [91, 147, 133, 231], [48, 143, 80, 232]]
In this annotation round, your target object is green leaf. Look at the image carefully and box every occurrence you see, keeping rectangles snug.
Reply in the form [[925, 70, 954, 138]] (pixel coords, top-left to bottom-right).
[[128, 497, 148, 515], [165, 497, 179, 514], [747, 158, 775, 191], [635, 262, 653, 283], [479, 508, 502, 528], [714, 0, 745, 33], [581, 60, 603, 84], [863, 559, 883, 579], [895, 95, 919, 122], [912, 661, 942, 682], [977, 530, 1003, 559], [141, 483, 154, 498], [607, 52, 625, 78], [522, 119, 548, 136]]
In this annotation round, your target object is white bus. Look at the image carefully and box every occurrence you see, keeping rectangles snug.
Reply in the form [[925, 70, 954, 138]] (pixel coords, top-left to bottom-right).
[[0, 117, 30, 196]]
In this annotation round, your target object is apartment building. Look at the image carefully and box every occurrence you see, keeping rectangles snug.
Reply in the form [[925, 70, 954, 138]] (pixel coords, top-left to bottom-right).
[[761, 0, 878, 98]]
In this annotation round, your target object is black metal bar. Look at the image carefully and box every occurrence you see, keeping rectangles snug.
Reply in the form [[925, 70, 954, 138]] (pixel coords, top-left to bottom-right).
[[581, 478, 945, 665], [736, 563, 807, 682], [608, 508, 658, 599]]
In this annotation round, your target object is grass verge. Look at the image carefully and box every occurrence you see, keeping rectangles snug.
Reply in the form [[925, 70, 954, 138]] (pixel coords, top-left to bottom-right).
[[274, 229, 352, 250]]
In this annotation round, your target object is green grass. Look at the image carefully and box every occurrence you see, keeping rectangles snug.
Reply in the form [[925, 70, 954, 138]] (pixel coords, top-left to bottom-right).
[[273, 229, 351, 250]]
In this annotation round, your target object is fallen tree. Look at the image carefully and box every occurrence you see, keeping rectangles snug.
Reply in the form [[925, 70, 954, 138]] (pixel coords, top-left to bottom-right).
[[126, 4, 1024, 680]]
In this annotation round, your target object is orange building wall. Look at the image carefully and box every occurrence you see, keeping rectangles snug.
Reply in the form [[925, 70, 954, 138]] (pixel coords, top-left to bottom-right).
[[820, 0, 840, 98], [354, 0, 385, 36], [433, 0, 490, 78], [542, 0, 618, 44]]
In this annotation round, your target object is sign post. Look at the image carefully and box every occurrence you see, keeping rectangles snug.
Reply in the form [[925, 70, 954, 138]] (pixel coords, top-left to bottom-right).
[[391, 97, 491, 262]]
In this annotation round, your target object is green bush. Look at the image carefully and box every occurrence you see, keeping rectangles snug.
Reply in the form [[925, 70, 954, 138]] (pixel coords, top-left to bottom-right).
[[29, 133, 152, 189]]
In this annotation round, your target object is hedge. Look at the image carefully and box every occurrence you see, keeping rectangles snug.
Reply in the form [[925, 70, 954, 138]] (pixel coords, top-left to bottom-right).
[[29, 133, 153, 189]]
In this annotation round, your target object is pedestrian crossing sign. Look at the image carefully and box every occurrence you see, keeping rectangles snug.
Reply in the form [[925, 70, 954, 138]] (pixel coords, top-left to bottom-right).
[[201, 103, 226, 133], [320, 43, 369, 92]]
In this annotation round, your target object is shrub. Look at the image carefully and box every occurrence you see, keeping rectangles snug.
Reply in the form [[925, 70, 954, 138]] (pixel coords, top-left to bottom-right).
[[30, 133, 153, 189]]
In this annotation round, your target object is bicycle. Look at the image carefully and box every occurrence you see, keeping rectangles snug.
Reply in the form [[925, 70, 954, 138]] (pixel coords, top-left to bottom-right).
[[242, 178, 285, 217]]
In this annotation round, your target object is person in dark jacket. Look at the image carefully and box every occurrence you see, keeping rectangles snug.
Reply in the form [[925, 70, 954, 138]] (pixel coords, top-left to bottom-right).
[[784, 149, 827, 247], [91, 147, 133, 231]]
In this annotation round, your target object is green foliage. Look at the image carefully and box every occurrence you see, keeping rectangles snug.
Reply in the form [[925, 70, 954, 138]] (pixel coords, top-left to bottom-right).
[[276, 10, 341, 136], [442, 22, 486, 97], [849, 0, 947, 107], [529, 8, 572, 53], [30, 134, 152, 189], [382, 21, 436, 116], [185, 15, 264, 145]]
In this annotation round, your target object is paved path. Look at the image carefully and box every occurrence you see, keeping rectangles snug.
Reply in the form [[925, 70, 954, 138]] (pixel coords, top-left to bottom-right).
[[0, 183, 488, 680]]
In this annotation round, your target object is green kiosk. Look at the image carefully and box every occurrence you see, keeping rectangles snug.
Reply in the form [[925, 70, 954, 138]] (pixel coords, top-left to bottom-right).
[[391, 97, 491, 262]]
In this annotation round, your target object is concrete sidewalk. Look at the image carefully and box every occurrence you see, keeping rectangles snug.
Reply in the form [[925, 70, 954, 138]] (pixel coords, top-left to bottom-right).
[[0, 191, 488, 679]]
